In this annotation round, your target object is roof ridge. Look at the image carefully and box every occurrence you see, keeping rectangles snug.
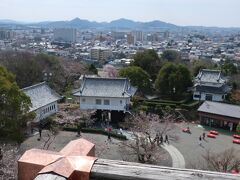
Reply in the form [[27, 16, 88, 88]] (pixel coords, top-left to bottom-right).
[[202, 69, 221, 72], [21, 81, 46, 91], [205, 100, 240, 107], [84, 76, 127, 81]]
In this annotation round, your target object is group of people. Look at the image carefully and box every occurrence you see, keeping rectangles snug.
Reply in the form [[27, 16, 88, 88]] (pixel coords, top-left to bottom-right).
[[155, 134, 169, 145]]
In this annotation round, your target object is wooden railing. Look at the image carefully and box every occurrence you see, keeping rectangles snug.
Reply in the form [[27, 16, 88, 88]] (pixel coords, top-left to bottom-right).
[[35, 158, 240, 180]]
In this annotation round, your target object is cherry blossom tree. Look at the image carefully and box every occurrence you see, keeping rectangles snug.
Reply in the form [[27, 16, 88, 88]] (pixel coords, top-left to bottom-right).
[[103, 64, 118, 77], [120, 112, 179, 163]]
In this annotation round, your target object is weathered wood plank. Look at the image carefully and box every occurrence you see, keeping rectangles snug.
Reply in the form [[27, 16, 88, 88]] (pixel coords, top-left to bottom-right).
[[34, 158, 240, 180], [90, 159, 240, 180]]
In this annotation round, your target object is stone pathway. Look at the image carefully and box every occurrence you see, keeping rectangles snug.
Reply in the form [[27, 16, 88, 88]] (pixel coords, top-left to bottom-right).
[[161, 144, 185, 168]]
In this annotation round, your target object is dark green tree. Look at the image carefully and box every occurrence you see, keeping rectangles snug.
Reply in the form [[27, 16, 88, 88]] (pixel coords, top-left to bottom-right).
[[119, 66, 151, 93], [191, 60, 215, 76], [236, 124, 240, 135], [0, 66, 33, 142], [132, 49, 161, 80], [155, 63, 192, 98], [161, 50, 180, 62], [88, 64, 98, 75], [0, 52, 86, 95], [221, 60, 238, 76]]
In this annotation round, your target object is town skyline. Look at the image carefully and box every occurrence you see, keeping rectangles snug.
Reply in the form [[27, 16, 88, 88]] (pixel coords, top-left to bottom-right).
[[0, 0, 240, 27]]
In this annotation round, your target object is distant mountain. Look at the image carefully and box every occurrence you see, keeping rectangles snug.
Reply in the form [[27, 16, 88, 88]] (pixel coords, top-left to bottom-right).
[[38, 18, 178, 30], [0, 19, 22, 24], [0, 18, 239, 31], [141, 20, 177, 29], [108, 18, 141, 28]]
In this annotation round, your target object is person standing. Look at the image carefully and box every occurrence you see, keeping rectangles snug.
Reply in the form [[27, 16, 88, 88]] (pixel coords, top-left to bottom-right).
[[107, 127, 112, 142], [165, 135, 169, 144], [38, 126, 42, 141], [156, 133, 160, 146], [199, 136, 202, 146], [77, 123, 81, 137], [108, 133, 111, 141], [160, 135, 163, 144], [202, 132, 206, 140], [120, 128, 123, 135], [0, 148, 3, 161]]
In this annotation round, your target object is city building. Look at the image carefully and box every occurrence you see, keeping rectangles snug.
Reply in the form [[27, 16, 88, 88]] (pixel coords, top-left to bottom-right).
[[198, 101, 240, 131], [90, 47, 112, 62], [133, 30, 143, 42], [192, 69, 231, 102], [74, 76, 137, 112], [0, 29, 15, 40], [22, 82, 61, 123], [53, 28, 77, 42], [126, 33, 135, 45], [112, 31, 125, 40]]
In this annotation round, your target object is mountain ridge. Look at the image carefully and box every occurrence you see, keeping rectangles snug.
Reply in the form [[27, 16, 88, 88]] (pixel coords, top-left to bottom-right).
[[0, 18, 239, 30]]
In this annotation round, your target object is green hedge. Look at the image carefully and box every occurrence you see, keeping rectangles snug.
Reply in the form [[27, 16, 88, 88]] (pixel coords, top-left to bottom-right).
[[145, 99, 187, 105], [143, 101, 177, 109], [63, 127, 127, 140], [180, 101, 200, 110]]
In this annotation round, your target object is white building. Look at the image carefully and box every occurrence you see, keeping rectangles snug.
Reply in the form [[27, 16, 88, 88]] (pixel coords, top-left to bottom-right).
[[22, 82, 61, 123], [53, 28, 77, 42], [192, 69, 231, 102], [74, 76, 137, 112], [133, 30, 143, 42], [90, 47, 112, 62]]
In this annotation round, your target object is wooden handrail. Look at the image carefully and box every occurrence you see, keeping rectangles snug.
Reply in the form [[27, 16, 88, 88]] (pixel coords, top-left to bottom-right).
[[35, 158, 240, 180]]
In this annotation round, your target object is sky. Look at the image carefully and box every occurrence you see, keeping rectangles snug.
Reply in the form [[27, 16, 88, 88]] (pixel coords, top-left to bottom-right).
[[1, 0, 240, 27]]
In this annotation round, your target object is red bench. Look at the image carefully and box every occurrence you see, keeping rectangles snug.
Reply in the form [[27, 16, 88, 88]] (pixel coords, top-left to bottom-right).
[[209, 130, 219, 135], [233, 139, 240, 144], [182, 128, 189, 133], [231, 169, 240, 174], [233, 134, 240, 139], [207, 133, 216, 138]]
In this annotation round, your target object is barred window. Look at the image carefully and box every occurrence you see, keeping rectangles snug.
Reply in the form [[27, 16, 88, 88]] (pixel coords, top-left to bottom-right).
[[104, 99, 110, 105], [96, 99, 102, 105]]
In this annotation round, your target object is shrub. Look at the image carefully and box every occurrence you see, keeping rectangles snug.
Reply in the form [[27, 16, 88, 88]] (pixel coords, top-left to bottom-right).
[[63, 127, 127, 140]]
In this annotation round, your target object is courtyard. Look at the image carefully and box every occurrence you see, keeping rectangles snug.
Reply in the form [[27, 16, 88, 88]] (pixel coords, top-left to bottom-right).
[[1, 119, 240, 179], [172, 122, 240, 169]]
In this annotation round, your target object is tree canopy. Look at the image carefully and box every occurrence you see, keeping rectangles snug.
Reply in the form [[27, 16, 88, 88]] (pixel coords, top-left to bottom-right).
[[236, 123, 240, 135], [155, 63, 192, 98], [221, 60, 238, 76], [0, 51, 89, 94], [88, 64, 98, 75], [132, 49, 161, 80], [119, 66, 151, 93], [0, 66, 33, 142], [161, 50, 180, 62], [191, 59, 216, 76]]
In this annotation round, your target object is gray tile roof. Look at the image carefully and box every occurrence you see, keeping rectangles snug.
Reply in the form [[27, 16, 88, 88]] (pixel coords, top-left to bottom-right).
[[195, 69, 226, 84], [22, 82, 61, 112], [193, 69, 231, 94], [198, 101, 240, 119], [74, 76, 137, 98]]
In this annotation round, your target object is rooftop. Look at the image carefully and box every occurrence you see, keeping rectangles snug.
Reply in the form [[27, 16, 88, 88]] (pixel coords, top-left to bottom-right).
[[74, 76, 137, 98], [22, 82, 62, 112], [198, 101, 240, 119], [195, 69, 226, 84]]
